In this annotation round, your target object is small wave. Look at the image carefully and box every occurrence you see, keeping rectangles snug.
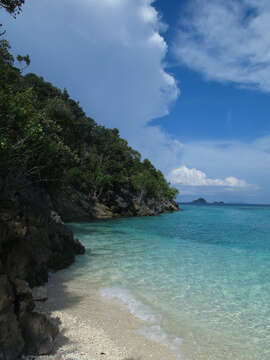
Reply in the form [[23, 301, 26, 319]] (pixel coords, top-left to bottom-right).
[[100, 286, 184, 359]]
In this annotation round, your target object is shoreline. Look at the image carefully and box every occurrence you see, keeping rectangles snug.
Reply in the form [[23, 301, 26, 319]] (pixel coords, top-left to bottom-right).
[[34, 270, 178, 360]]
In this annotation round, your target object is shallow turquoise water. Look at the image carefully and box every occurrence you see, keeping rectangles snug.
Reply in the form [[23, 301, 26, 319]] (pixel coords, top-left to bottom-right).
[[66, 205, 270, 360]]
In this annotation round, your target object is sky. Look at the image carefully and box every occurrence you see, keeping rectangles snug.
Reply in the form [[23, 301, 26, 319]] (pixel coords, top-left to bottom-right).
[[2, 0, 270, 203]]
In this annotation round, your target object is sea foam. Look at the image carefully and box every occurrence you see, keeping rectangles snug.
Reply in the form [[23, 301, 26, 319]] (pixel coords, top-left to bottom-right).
[[100, 286, 184, 359]]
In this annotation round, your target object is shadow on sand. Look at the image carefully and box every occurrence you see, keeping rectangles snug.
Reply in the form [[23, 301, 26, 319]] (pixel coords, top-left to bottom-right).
[[35, 267, 86, 356]]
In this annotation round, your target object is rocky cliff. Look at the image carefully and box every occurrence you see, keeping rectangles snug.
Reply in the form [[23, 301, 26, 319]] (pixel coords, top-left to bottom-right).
[[0, 180, 85, 360], [52, 185, 179, 222]]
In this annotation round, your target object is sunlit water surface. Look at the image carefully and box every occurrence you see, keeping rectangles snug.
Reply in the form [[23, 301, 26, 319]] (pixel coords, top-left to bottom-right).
[[63, 205, 270, 360]]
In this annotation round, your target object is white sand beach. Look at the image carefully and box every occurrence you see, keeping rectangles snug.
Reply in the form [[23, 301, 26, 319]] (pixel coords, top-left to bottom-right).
[[34, 271, 177, 360]]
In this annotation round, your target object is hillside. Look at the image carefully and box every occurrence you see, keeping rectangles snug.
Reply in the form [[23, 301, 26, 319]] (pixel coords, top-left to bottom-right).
[[0, 39, 179, 359], [0, 39, 178, 219]]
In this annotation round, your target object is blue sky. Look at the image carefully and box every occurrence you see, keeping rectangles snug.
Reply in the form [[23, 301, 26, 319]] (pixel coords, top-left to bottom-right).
[[2, 0, 270, 203]]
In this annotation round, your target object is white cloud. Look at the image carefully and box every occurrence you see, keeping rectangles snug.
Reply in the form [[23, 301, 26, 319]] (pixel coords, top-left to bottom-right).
[[168, 166, 250, 188], [173, 0, 270, 92], [4, 0, 180, 173], [165, 136, 270, 201]]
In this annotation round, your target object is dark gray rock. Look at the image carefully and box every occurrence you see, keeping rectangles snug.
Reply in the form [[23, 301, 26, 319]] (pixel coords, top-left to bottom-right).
[[32, 286, 48, 302], [0, 275, 24, 360], [0, 260, 4, 274], [13, 279, 34, 316], [0, 181, 85, 359], [0, 311, 24, 360], [20, 312, 58, 355]]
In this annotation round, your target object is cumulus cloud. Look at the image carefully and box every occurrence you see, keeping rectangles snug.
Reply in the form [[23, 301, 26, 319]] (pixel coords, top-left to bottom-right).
[[173, 0, 270, 92], [165, 137, 270, 201], [168, 166, 250, 188], [3, 0, 180, 173]]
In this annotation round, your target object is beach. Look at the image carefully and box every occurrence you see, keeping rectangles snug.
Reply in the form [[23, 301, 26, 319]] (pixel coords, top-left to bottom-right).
[[32, 206, 270, 360], [34, 270, 177, 360]]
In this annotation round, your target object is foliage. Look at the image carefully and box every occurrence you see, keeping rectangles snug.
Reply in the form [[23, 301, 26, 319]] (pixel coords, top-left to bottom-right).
[[0, 0, 25, 17], [0, 40, 178, 203], [0, 39, 13, 64]]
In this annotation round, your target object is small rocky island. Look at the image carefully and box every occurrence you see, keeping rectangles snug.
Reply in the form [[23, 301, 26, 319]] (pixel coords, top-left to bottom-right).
[[183, 198, 225, 205]]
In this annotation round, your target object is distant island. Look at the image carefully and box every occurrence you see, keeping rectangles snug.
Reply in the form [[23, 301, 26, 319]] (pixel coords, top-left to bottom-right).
[[182, 198, 225, 205]]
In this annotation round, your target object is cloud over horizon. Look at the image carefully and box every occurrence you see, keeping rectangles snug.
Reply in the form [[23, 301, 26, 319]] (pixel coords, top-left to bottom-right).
[[173, 0, 270, 92], [168, 165, 250, 188], [165, 136, 270, 202]]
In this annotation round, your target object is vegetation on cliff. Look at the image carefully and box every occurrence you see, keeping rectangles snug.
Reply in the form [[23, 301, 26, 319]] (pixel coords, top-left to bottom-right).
[[0, 39, 178, 213]]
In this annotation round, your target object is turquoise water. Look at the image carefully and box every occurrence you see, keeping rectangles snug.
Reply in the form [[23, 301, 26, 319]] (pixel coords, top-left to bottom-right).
[[67, 205, 270, 360]]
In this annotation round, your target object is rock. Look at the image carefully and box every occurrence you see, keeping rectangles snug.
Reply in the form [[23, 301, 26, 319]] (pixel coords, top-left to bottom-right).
[[73, 238, 86, 255], [0, 275, 24, 360], [0, 312, 24, 360], [50, 210, 63, 225], [0, 260, 4, 274], [13, 279, 35, 315], [20, 312, 58, 356], [51, 187, 97, 222], [92, 202, 114, 219], [0, 276, 57, 359], [0, 275, 15, 317], [0, 182, 85, 359], [32, 286, 48, 302]]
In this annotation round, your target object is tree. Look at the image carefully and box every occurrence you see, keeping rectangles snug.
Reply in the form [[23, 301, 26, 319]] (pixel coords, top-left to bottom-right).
[[17, 54, 30, 70], [0, 39, 14, 64], [0, 0, 25, 17]]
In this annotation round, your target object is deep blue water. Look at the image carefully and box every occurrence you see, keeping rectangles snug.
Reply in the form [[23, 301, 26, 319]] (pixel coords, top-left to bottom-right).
[[66, 205, 270, 360]]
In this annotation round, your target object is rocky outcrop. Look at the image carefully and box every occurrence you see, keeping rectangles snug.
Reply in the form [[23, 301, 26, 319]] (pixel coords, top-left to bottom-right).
[[0, 182, 85, 359], [52, 186, 179, 222]]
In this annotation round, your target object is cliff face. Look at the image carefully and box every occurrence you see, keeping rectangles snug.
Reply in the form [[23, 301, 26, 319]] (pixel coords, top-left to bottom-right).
[[0, 181, 85, 360], [52, 185, 179, 222]]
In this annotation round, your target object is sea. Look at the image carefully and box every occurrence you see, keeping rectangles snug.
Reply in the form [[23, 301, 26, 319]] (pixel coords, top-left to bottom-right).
[[64, 204, 270, 360]]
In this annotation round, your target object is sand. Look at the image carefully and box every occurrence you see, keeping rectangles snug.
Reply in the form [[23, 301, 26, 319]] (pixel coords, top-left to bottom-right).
[[33, 271, 178, 360]]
